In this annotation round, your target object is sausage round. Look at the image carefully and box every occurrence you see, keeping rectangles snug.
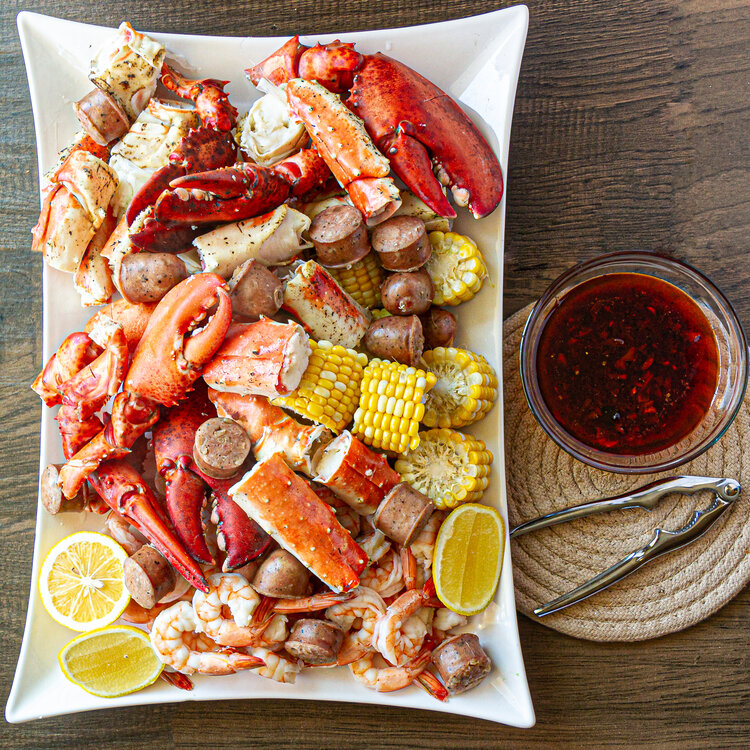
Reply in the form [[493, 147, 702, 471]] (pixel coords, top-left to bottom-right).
[[229, 259, 283, 320], [371, 216, 431, 271], [252, 549, 312, 598], [363, 315, 424, 367], [40, 464, 91, 514], [431, 633, 492, 694], [123, 545, 178, 609], [119, 252, 189, 304], [381, 269, 434, 316], [284, 618, 345, 664], [193, 418, 252, 480], [309, 205, 371, 267], [419, 307, 458, 349], [73, 88, 130, 146], [373, 482, 435, 546]]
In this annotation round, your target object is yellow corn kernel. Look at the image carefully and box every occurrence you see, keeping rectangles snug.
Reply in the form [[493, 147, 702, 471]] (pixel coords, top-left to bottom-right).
[[328, 252, 384, 309], [425, 231, 488, 306], [421, 347, 498, 428], [352, 359, 436, 453], [272, 339, 368, 432], [395, 428, 493, 509]]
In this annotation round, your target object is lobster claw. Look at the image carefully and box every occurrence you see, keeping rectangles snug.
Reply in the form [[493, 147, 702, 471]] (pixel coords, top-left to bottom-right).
[[92, 458, 208, 592], [350, 54, 503, 219], [125, 273, 232, 406]]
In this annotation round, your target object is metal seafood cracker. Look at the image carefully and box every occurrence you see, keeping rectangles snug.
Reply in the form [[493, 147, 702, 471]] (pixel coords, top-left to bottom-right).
[[509, 476, 741, 617]]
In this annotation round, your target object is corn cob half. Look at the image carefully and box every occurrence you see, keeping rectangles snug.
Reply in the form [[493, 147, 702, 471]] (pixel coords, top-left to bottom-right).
[[328, 252, 384, 309], [426, 231, 488, 306], [395, 428, 493, 509], [352, 359, 437, 454], [421, 347, 498, 428], [272, 339, 368, 433]]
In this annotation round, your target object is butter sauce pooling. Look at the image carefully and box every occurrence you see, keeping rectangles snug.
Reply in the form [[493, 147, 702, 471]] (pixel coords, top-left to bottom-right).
[[537, 273, 719, 454]]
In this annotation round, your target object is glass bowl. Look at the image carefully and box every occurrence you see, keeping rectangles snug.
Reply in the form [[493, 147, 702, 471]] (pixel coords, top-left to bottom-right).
[[519, 251, 748, 473]]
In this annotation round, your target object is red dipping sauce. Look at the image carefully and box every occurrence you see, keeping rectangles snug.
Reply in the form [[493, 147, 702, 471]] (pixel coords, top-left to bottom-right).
[[536, 273, 719, 455]]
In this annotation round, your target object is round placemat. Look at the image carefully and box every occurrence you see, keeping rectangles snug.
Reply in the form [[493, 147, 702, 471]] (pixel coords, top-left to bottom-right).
[[503, 303, 750, 641]]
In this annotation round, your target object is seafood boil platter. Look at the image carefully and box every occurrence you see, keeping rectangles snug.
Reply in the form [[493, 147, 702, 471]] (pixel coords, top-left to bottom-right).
[[7, 6, 532, 726]]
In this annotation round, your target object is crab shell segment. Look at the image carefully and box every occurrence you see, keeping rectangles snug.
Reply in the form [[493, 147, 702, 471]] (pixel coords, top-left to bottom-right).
[[125, 272, 232, 407], [202, 320, 310, 399], [283, 260, 370, 349], [312, 430, 400, 515], [229, 452, 367, 592], [285, 78, 401, 225], [89, 22, 165, 121], [208, 389, 332, 477]]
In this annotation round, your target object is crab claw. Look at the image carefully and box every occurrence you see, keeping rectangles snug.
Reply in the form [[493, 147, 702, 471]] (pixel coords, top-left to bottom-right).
[[126, 273, 232, 406], [245, 35, 308, 87], [153, 385, 216, 564], [126, 127, 237, 229], [92, 458, 208, 592]]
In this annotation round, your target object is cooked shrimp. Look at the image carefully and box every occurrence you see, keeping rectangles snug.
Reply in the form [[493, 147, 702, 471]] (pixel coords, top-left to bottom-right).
[[326, 585, 386, 664], [248, 646, 302, 683], [272, 591, 353, 613], [372, 588, 433, 666], [410, 511, 445, 569], [359, 548, 403, 598], [356, 529, 391, 566], [192, 573, 261, 647], [350, 648, 432, 693], [433, 607, 468, 637], [105, 512, 147, 555], [258, 614, 289, 650], [150, 601, 264, 676]]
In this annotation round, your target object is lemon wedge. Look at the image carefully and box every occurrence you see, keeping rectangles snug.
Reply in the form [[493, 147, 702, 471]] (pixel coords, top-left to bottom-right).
[[39, 531, 130, 631], [58, 625, 163, 698], [432, 503, 505, 615]]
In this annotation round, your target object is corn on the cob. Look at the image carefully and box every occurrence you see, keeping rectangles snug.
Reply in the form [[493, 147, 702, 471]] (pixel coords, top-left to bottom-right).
[[421, 347, 498, 428], [352, 359, 437, 454], [395, 428, 492, 509], [426, 231, 487, 306], [328, 252, 384, 309], [272, 339, 369, 433]]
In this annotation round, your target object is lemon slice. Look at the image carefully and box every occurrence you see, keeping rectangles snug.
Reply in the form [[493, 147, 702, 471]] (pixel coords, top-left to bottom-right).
[[432, 503, 505, 615], [39, 531, 130, 631], [59, 625, 163, 698]]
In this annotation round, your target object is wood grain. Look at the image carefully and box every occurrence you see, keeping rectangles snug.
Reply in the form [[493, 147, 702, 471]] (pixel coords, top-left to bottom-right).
[[1, 1, 748, 747]]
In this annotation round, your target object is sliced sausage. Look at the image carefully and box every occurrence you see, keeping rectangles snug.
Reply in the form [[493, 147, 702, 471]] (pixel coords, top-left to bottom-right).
[[373, 482, 435, 546], [123, 545, 178, 609], [41, 464, 92, 514], [309, 205, 370, 267], [228, 259, 283, 320], [371, 216, 431, 272], [118, 252, 189, 304], [73, 88, 130, 146], [431, 633, 492, 694], [381, 269, 434, 316], [363, 315, 424, 367], [252, 549, 312, 599], [419, 307, 457, 349], [193, 418, 252, 480], [284, 618, 344, 664]]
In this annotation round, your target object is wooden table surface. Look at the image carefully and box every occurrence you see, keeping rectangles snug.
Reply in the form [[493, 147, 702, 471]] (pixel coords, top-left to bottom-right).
[[2, 1, 748, 747]]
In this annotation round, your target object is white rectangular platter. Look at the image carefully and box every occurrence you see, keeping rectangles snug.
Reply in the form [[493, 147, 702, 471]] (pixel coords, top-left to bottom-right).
[[9, 5, 532, 726]]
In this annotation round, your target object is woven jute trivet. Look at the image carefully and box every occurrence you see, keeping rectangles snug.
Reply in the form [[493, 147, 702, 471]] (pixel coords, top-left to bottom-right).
[[503, 303, 750, 641]]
